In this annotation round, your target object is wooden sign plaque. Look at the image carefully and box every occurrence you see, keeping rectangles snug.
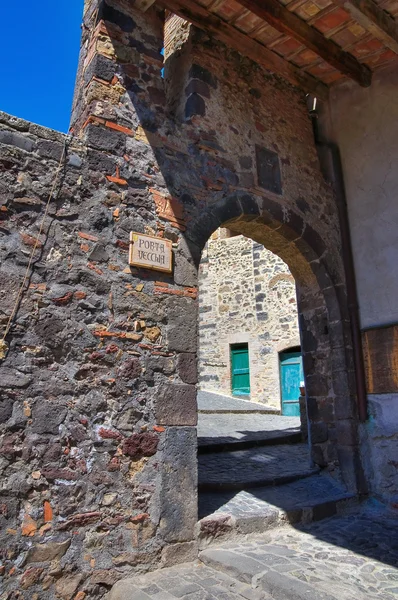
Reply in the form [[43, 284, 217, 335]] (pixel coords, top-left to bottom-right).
[[129, 232, 173, 273]]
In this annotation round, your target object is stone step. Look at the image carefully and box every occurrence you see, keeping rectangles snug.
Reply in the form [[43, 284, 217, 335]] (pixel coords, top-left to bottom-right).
[[198, 443, 318, 492], [197, 412, 302, 454], [199, 548, 341, 600], [197, 473, 358, 542], [198, 430, 302, 453]]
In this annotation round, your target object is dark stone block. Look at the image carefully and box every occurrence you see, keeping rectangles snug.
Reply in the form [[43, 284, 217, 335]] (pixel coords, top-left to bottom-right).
[[255, 145, 282, 195], [305, 374, 330, 397], [189, 64, 217, 88], [309, 422, 329, 444], [301, 225, 327, 259], [31, 403, 67, 434], [160, 427, 197, 542], [84, 54, 115, 84], [239, 156, 253, 169], [156, 383, 197, 426], [185, 94, 206, 119], [334, 394, 356, 420], [98, 1, 136, 32], [167, 297, 197, 353], [336, 419, 358, 446], [259, 196, 284, 227], [174, 238, 199, 287], [88, 243, 109, 262], [257, 312, 269, 322], [238, 172, 255, 188], [185, 79, 210, 98], [148, 86, 166, 105], [337, 446, 367, 494], [177, 353, 198, 384], [37, 139, 64, 161], [0, 398, 13, 423], [0, 130, 35, 153], [0, 368, 32, 389], [239, 194, 260, 216], [86, 149, 117, 173], [211, 195, 243, 228], [306, 397, 319, 420], [85, 124, 126, 154], [311, 443, 328, 467]]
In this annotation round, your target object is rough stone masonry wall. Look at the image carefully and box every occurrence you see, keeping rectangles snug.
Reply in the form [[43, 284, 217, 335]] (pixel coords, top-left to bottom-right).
[[0, 0, 364, 598], [198, 230, 299, 408]]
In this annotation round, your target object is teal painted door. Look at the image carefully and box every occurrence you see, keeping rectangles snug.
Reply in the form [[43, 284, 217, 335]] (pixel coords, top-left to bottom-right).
[[280, 351, 303, 416], [231, 344, 250, 396]]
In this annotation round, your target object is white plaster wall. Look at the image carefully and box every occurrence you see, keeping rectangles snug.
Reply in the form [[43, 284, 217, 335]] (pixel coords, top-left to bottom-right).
[[330, 65, 398, 502], [329, 64, 398, 330]]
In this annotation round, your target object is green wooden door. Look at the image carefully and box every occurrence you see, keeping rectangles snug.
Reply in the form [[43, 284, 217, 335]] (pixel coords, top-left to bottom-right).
[[280, 350, 303, 416], [231, 344, 250, 396]]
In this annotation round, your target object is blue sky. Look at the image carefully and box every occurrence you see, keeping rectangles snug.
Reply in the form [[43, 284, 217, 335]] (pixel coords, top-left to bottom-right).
[[1, 1, 83, 133]]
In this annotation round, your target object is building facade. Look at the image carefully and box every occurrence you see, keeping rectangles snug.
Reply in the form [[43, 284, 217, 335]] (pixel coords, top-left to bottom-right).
[[198, 229, 300, 410]]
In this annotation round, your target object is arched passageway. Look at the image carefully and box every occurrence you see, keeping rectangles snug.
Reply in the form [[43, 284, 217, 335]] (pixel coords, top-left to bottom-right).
[[184, 193, 363, 498]]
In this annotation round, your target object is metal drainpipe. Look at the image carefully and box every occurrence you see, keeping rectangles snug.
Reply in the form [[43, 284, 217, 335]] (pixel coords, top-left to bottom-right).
[[309, 108, 368, 423]]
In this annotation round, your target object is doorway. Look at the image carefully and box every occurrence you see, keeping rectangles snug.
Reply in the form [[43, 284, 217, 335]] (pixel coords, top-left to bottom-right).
[[279, 347, 303, 416], [230, 343, 250, 396]]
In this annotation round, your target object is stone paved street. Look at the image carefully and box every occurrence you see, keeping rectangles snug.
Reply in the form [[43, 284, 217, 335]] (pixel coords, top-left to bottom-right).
[[198, 444, 317, 491], [198, 391, 278, 413], [107, 505, 398, 600]]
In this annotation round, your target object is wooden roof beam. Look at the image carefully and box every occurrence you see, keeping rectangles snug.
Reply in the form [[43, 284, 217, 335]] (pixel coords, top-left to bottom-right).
[[157, 0, 330, 99], [335, 0, 398, 54], [235, 0, 372, 86]]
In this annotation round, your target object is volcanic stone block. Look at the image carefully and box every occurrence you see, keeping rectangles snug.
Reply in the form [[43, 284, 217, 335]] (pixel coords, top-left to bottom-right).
[[177, 353, 198, 384], [85, 124, 126, 154], [167, 297, 197, 353], [156, 383, 197, 426], [160, 427, 197, 542], [0, 130, 35, 152], [31, 403, 67, 434], [0, 399, 13, 423], [174, 237, 199, 287], [0, 368, 32, 389]]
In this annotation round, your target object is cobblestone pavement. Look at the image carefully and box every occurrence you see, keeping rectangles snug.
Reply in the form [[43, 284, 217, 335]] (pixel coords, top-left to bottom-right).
[[107, 505, 398, 600], [106, 563, 269, 600], [198, 391, 276, 413], [198, 413, 300, 449], [198, 444, 316, 490], [198, 473, 355, 519], [201, 505, 398, 600]]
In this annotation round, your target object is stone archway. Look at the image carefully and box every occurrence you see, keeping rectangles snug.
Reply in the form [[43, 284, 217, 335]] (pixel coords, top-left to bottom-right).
[[184, 193, 362, 496]]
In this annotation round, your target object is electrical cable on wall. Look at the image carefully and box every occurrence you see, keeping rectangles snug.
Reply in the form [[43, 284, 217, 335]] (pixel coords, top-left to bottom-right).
[[0, 139, 70, 361]]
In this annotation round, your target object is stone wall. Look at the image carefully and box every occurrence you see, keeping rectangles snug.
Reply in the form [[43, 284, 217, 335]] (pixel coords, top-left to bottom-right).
[[198, 229, 299, 409], [0, 1, 363, 597]]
